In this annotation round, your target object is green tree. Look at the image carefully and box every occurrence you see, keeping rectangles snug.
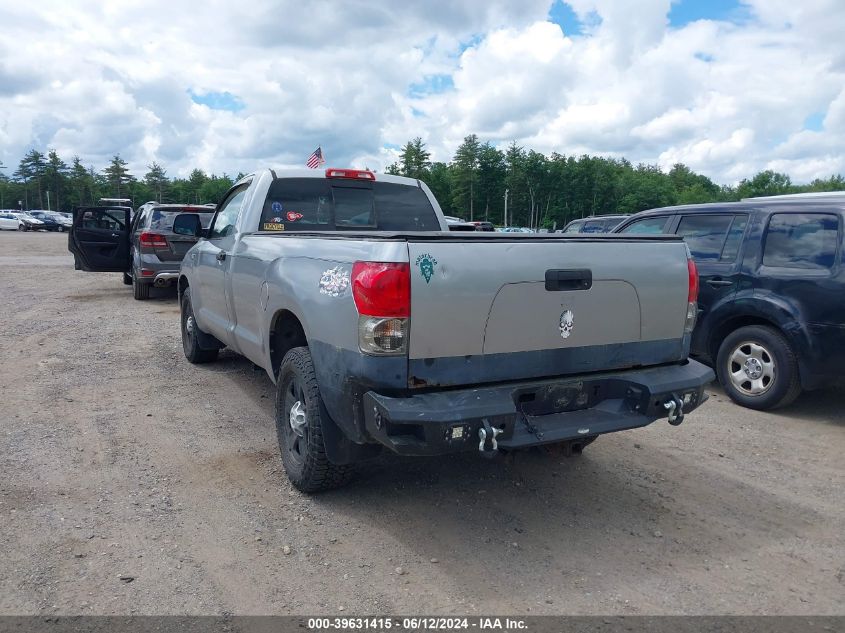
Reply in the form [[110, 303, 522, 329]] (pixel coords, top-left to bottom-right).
[[44, 150, 68, 211], [476, 143, 505, 222], [425, 162, 454, 217], [15, 150, 48, 209], [736, 170, 793, 199], [398, 137, 431, 180], [144, 162, 169, 203], [103, 155, 134, 198], [451, 134, 481, 220]]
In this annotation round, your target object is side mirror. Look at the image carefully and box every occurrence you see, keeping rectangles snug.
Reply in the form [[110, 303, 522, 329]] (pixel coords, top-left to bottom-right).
[[173, 213, 202, 237]]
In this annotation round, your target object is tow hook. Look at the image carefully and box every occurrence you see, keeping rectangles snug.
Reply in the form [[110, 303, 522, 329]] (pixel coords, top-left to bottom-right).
[[478, 419, 502, 457], [663, 394, 685, 426]]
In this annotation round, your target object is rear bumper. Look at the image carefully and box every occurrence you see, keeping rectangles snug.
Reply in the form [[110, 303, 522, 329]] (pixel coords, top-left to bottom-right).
[[363, 360, 714, 456]]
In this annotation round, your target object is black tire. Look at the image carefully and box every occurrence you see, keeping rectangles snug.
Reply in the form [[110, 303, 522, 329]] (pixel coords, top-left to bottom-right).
[[122, 272, 132, 285], [57, 226, 64, 233], [716, 325, 801, 411], [18, 224, 26, 232], [180, 287, 218, 364], [133, 276, 150, 300], [276, 347, 355, 492]]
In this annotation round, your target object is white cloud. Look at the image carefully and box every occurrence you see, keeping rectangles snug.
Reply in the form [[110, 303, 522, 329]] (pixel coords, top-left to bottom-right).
[[1, 0, 844, 184]]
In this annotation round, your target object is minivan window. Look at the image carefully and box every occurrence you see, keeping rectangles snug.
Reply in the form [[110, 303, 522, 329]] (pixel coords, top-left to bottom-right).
[[676, 215, 734, 261], [763, 213, 839, 270], [260, 179, 441, 232], [620, 216, 670, 234]]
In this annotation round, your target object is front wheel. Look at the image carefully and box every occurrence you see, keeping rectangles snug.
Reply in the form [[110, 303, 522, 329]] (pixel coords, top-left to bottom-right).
[[57, 226, 64, 232], [18, 224, 26, 232], [716, 325, 801, 410], [122, 272, 132, 286], [276, 347, 355, 492]]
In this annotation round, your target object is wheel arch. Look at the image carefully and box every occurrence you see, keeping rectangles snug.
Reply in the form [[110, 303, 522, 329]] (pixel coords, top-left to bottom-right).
[[269, 309, 308, 381]]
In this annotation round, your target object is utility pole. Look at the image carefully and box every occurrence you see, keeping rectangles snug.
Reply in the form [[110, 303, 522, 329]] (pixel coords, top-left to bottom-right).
[[503, 189, 509, 227]]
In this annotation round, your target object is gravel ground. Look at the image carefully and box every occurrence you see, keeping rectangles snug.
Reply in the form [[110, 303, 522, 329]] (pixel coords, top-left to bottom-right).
[[0, 231, 842, 616]]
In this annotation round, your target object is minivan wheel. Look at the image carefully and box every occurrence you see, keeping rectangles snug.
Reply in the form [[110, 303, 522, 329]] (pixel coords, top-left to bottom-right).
[[276, 347, 355, 493], [716, 325, 801, 410], [180, 287, 218, 364]]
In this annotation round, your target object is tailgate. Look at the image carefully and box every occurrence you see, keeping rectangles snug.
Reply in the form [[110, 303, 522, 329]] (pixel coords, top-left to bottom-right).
[[407, 237, 691, 387]]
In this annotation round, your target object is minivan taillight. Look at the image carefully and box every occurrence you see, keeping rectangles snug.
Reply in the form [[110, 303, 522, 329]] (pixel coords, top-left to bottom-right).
[[140, 232, 168, 248], [351, 262, 410, 356]]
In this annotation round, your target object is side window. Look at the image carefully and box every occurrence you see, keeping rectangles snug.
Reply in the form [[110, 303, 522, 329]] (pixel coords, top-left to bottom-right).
[[675, 214, 734, 261], [619, 216, 670, 234], [209, 187, 249, 239], [763, 213, 839, 270], [562, 221, 583, 234], [81, 210, 125, 230], [581, 220, 606, 233], [719, 215, 748, 261]]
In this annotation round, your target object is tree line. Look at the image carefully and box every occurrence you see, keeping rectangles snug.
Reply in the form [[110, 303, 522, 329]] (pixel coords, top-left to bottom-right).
[[387, 135, 844, 228], [0, 151, 237, 213], [2, 140, 843, 228]]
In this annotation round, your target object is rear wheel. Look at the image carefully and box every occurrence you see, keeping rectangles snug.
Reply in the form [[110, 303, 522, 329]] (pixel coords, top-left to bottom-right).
[[180, 287, 219, 364], [133, 276, 150, 300], [716, 325, 801, 410], [276, 347, 355, 492], [57, 225, 64, 233]]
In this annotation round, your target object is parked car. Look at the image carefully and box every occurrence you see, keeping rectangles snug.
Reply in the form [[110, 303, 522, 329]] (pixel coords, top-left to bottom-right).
[[70, 167, 712, 492], [16, 213, 45, 231], [0, 212, 23, 230], [68, 202, 215, 300], [613, 193, 845, 410], [27, 210, 64, 232], [561, 215, 630, 234]]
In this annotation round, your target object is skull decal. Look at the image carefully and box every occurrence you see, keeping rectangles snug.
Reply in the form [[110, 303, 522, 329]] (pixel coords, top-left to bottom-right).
[[559, 309, 575, 339]]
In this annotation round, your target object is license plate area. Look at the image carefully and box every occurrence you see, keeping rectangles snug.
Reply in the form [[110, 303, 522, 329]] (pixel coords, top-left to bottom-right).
[[514, 381, 599, 416]]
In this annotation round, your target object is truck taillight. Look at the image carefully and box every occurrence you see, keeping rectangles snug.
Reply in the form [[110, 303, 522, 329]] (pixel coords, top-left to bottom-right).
[[140, 232, 168, 248], [686, 256, 699, 333], [351, 262, 410, 317], [687, 257, 699, 303], [352, 262, 410, 355]]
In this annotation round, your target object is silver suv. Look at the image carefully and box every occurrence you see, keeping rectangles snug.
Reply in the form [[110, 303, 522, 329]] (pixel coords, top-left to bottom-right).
[[126, 203, 216, 299]]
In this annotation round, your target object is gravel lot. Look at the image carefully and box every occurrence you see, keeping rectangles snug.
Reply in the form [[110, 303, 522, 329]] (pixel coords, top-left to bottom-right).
[[0, 231, 842, 616]]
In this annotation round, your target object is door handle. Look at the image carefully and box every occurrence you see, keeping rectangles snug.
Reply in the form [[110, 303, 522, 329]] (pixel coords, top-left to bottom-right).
[[216, 251, 227, 262], [707, 279, 733, 287], [545, 269, 592, 291]]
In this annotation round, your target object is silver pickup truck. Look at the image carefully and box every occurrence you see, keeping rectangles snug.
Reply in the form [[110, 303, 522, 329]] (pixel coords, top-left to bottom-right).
[[70, 167, 714, 492]]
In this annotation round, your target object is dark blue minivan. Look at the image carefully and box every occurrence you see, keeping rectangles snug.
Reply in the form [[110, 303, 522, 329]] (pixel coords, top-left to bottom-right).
[[614, 193, 845, 410]]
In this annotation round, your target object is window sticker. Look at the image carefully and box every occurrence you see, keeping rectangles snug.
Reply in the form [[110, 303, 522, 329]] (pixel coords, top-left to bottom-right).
[[285, 211, 304, 222], [262, 222, 285, 231], [271, 201, 283, 214]]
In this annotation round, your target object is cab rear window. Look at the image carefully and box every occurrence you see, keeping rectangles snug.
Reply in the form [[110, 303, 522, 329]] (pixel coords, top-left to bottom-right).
[[259, 178, 440, 232]]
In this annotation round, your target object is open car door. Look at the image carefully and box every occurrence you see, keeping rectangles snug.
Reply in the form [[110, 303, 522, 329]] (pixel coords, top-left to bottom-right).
[[69, 206, 131, 272]]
